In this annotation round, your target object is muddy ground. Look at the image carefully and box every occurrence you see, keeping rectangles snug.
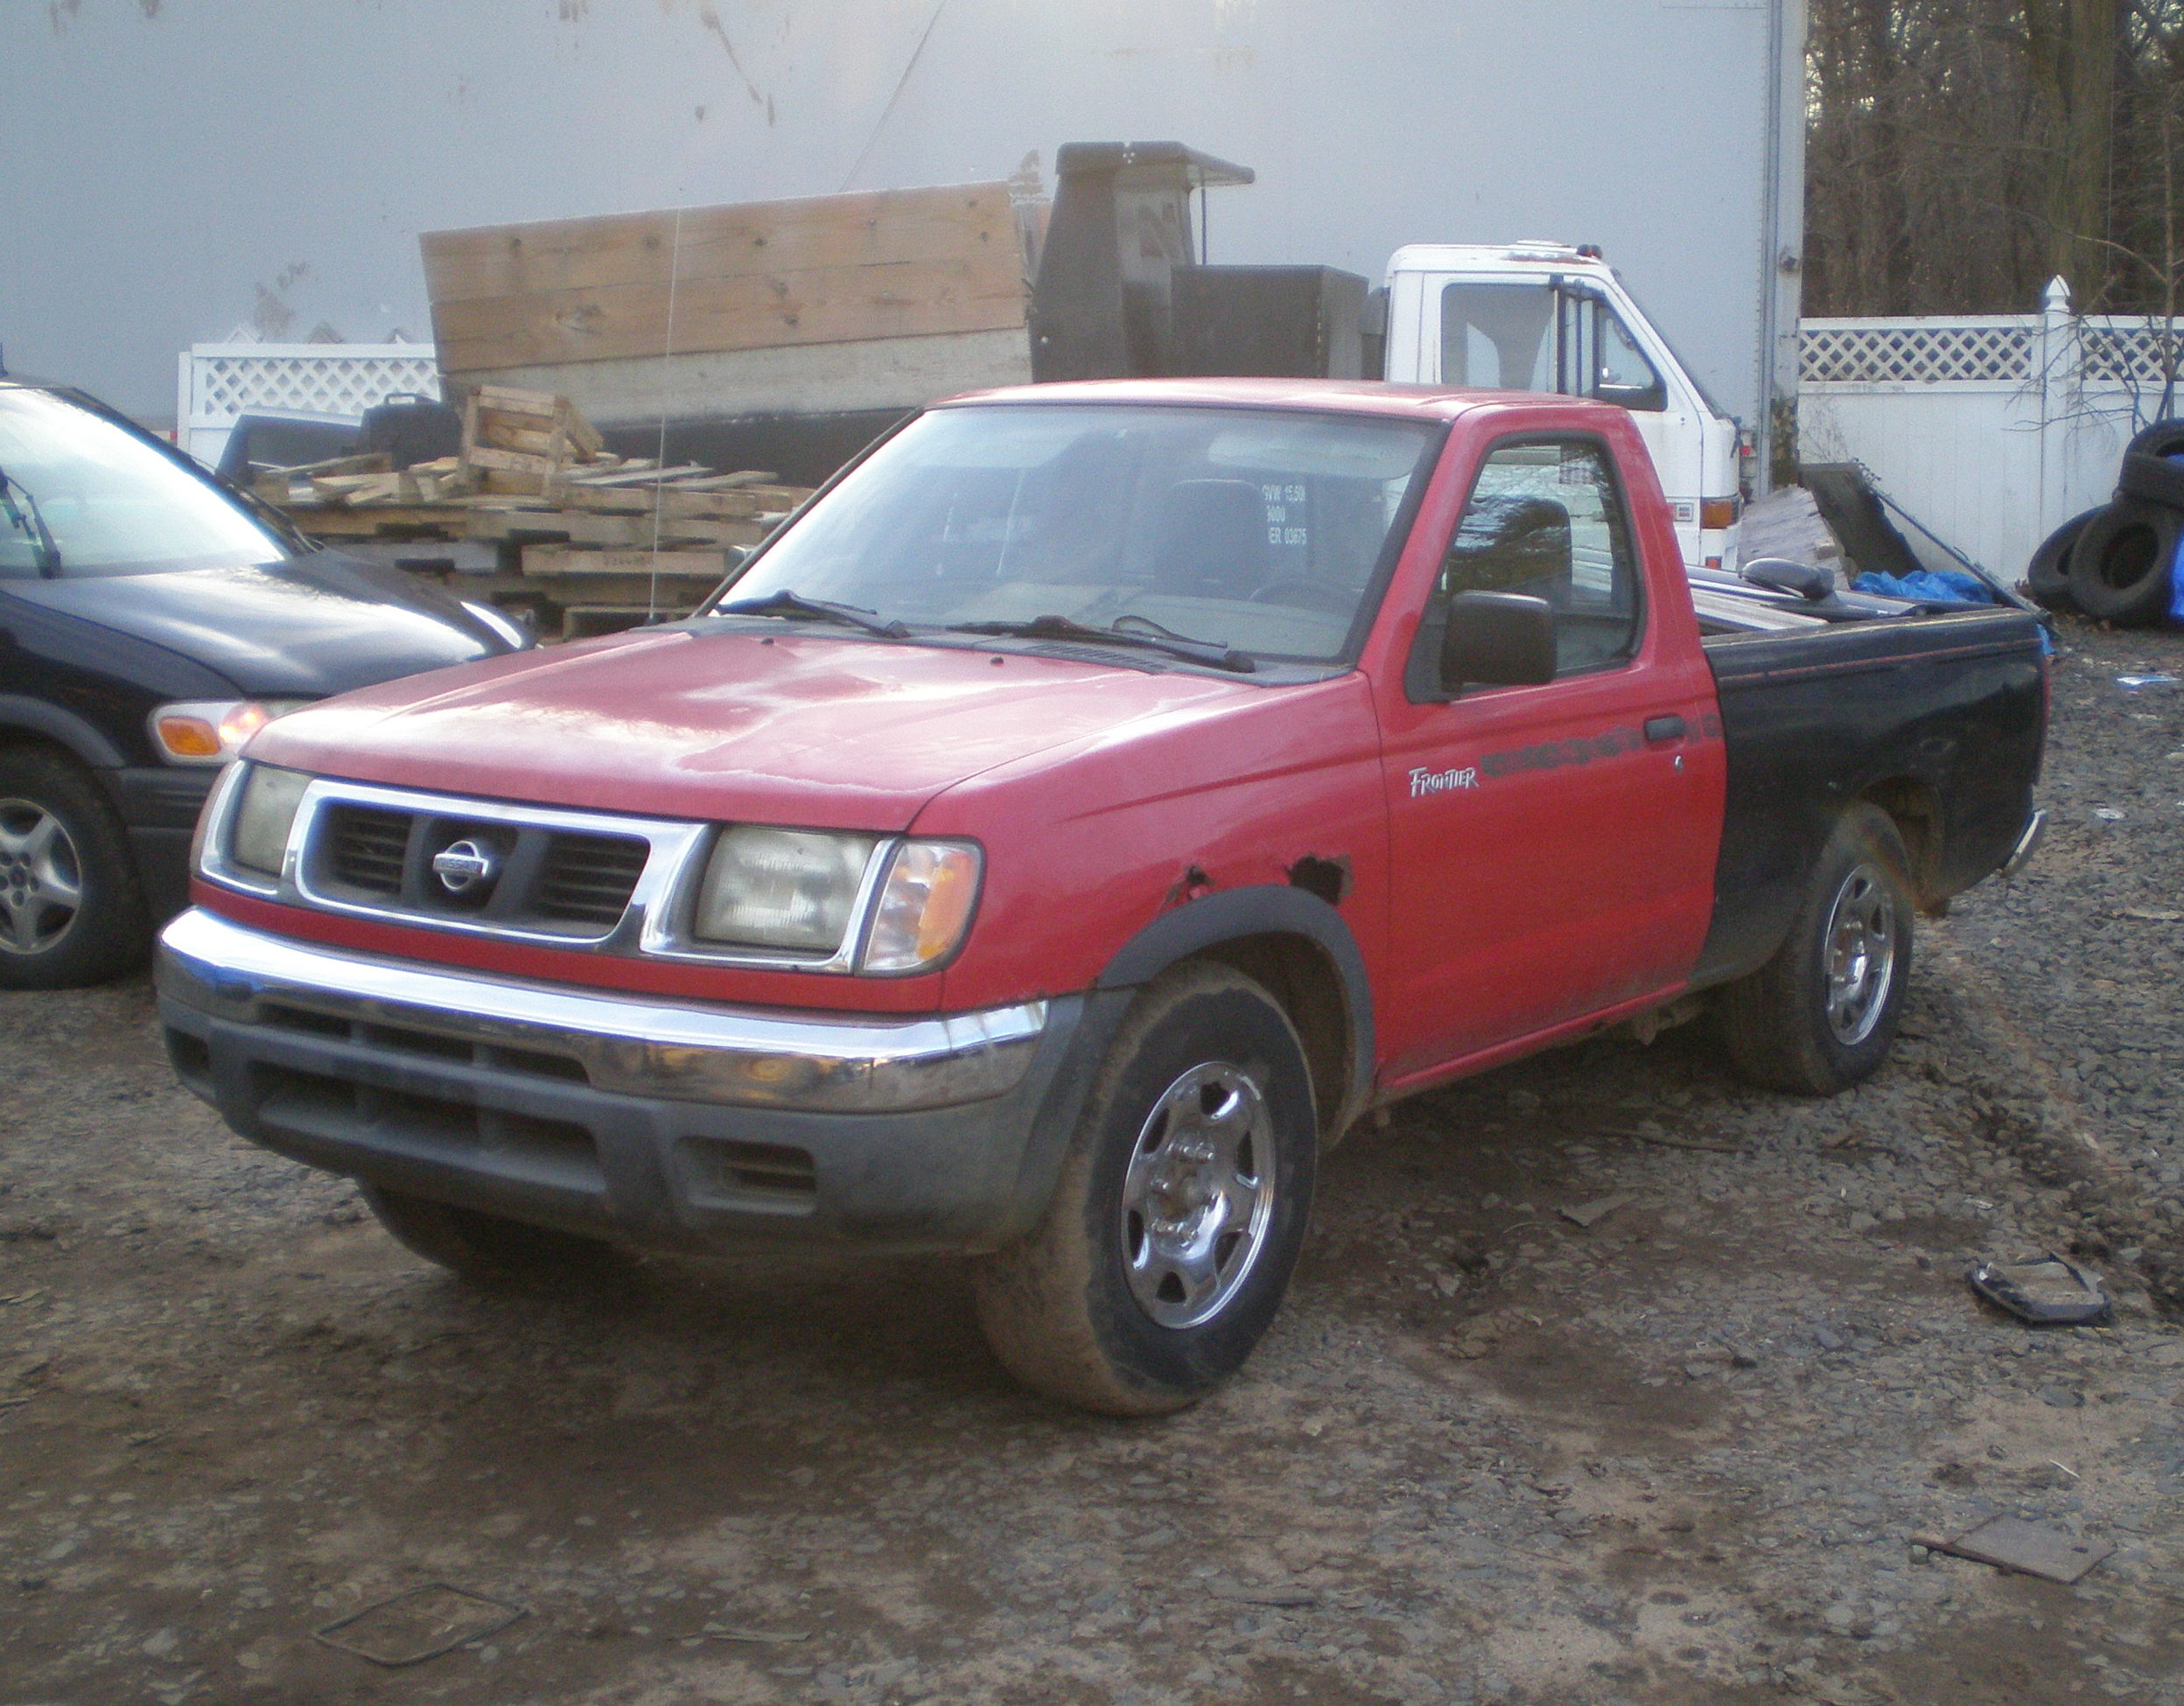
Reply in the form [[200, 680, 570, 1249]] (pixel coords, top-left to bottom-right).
[[4, 620, 2182, 1706]]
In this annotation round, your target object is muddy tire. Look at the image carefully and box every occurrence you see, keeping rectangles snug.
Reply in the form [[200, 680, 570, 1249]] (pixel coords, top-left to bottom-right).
[[0, 746, 146, 989], [971, 964, 1317, 1416], [1718, 802, 1914, 1096], [360, 1185, 632, 1283]]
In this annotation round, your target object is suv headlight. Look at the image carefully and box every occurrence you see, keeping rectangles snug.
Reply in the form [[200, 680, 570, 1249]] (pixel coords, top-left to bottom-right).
[[150, 699, 311, 765], [693, 827, 878, 954]]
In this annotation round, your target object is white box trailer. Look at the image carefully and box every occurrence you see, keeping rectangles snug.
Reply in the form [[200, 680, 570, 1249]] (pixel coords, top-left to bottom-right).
[[5, 0, 1806, 470]]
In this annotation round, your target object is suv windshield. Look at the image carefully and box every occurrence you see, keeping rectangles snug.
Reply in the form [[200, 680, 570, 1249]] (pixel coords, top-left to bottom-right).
[[0, 388, 292, 579], [718, 403, 1441, 665]]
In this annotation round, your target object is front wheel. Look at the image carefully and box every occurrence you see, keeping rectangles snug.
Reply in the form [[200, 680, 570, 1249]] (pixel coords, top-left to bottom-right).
[[971, 963, 1318, 1416], [1718, 801, 1914, 1095]]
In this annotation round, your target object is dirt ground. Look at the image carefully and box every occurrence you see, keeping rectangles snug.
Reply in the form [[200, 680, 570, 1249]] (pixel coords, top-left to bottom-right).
[[4, 620, 2182, 1706]]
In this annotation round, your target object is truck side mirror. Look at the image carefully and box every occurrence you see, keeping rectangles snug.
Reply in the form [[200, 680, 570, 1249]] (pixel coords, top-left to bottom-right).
[[1441, 591, 1558, 689], [1596, 377, 1668, 413]]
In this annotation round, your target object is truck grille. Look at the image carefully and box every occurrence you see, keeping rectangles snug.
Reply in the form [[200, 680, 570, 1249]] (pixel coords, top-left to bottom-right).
[[301, 796, 659, 940], [536, 834, 652, 926], [325, 806, 410, 896]]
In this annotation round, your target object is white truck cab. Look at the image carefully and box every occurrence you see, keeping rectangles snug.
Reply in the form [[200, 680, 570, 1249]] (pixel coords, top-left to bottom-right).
[[1382, 241, 1745, 573]]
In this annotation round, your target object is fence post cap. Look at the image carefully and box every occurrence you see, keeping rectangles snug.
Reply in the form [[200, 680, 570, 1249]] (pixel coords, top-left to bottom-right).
[[2043, 276, 2073, 313]]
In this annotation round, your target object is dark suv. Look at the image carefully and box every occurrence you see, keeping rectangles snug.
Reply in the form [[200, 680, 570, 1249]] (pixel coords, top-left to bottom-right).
[[0, 376, 528, 988]]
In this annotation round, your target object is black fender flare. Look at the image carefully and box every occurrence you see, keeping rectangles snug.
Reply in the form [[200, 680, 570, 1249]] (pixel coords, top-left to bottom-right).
[[1095, 884, 1376, 1138], [0, 695, 127, 769]]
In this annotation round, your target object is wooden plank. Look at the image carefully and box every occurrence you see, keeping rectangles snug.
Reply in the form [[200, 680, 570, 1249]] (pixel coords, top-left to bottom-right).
[[472, 384, 560, 416], [282, 506, 467, 539], [549, 484, 808, 520], [521, 546, 734, 579], [431, 255, 1028, 373], [464, 444, 556, 475], [421, 184, 1022, 303]]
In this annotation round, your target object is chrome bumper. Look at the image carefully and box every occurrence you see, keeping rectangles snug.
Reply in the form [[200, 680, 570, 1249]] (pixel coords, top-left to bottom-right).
[[155, 908, 1047, 1114]]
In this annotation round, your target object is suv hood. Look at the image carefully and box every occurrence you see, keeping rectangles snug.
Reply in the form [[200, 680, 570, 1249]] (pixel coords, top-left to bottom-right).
[[248, 626, 1258, 829], [9, 553, 509, 696]]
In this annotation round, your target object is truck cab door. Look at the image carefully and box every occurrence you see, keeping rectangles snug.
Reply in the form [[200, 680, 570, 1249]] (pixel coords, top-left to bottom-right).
[[1371, 432, 1721, 1088]]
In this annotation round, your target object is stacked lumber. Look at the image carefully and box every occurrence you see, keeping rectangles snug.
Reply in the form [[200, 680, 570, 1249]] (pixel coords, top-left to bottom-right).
[[262, 385, 813, 640]]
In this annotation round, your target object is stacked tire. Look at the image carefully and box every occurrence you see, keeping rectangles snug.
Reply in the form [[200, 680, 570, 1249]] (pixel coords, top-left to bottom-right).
[[2026, 419, 2184, 626]]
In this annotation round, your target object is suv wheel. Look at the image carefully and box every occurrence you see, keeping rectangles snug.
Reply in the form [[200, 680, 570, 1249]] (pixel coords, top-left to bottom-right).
[[0, 747, 146, 989], [972, 963, 1318, 1415]]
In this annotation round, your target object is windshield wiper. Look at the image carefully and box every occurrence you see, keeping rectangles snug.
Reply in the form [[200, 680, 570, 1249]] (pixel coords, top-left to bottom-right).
[[0, 465, 60, 575], [945, 613, 1256, 674], [714, 588, 909, 640]]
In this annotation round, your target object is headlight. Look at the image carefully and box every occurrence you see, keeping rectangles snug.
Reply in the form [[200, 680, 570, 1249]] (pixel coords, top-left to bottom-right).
[[693, 827, 877, 953], [226, 765, 312, 877], [150, 699, 310, 765], [862, 841, 981, 974]]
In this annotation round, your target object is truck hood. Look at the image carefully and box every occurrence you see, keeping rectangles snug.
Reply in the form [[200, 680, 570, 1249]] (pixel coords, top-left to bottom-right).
[[248, 626, 1259, 829]]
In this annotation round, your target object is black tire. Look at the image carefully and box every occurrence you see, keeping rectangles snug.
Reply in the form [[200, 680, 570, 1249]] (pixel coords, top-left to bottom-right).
[[2068, 498, 2182, 626], [2023, 507, 2100, 612], [2126, 417, 2184, 460], [2116, 451, 2184, 512], [1718, 802, 1914, 1096], [360, 1184, 633, 1283], [0, 745, 147, 989], [971, 963, 1318, 1416]]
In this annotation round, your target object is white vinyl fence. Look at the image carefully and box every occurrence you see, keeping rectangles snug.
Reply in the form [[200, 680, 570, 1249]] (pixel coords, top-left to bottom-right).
[[1796, 280, 2184, 581], [176, 342, 441, 469]]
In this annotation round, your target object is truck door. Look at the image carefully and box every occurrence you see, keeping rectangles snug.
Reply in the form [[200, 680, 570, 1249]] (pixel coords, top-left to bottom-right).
[[1374, 434, 1719, 1085]]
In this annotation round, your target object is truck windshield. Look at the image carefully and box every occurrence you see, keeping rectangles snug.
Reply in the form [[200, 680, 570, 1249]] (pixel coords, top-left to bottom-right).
[[718, 403, 1440, 664], [0, 388, 293, 580]]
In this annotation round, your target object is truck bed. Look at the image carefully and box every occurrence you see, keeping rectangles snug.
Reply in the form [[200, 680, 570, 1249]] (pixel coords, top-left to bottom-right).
[[1691, 599, 2048, 987]]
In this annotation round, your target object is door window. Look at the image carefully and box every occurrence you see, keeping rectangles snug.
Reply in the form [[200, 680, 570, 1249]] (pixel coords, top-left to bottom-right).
[[1438, 283, 1554, 389], [1593, 311, 1666, 411], [1436, 440, 1642, 674]]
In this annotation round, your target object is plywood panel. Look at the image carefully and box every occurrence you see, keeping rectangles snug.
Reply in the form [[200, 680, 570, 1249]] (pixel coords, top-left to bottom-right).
[[424, 183, 1030, 374]]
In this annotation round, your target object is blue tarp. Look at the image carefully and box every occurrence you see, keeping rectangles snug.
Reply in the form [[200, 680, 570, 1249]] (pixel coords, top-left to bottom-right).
[[1851, 567, 1997, 605]]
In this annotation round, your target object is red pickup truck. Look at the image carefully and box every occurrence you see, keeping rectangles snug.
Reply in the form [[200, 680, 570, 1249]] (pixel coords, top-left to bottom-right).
[[157, 381, 2048, 1414]]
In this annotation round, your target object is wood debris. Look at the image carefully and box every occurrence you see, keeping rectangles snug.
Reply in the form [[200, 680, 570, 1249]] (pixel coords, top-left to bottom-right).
[[257, 385, 812, 640]]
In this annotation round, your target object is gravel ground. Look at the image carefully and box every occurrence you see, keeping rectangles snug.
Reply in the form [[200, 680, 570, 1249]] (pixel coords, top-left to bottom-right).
[[2, 619, 2180, 1706]]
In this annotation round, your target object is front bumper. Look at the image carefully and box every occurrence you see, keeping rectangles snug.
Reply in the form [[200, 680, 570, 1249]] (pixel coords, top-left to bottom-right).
[[157, 907, 1097, 1254]]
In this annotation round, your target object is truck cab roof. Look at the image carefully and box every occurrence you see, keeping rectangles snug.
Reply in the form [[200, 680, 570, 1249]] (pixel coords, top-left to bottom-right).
[[1385, 242, 1613, 280]]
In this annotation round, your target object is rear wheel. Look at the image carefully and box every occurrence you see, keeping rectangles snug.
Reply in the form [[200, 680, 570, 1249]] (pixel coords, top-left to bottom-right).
[[0, 747, 146, 989], [1718, 802, 1914, 1095], [971, 964, 1317, 1416], [360, 1185, 633, 1283]]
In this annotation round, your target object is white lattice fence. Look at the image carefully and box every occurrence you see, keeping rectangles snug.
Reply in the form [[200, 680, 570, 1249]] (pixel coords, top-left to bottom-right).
[[1793, 283, 2179, 577], [178, 341, 440, 466], [1799, 318, 2034, 385]]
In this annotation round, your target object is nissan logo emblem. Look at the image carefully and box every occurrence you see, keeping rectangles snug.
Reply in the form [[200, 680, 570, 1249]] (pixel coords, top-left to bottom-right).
[[431, 838, 500, 895]]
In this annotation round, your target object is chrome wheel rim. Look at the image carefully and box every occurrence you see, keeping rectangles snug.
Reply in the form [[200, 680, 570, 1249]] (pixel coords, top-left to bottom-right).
[[1823, 861, 1897, 1046], [0, 798, 81, 958], [1119, 1061, 1277, 1330]]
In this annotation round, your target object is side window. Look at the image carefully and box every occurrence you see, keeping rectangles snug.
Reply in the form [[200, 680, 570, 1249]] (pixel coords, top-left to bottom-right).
[[1437, 440, 1643, 675], [1593, 311, 1666, 410]]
